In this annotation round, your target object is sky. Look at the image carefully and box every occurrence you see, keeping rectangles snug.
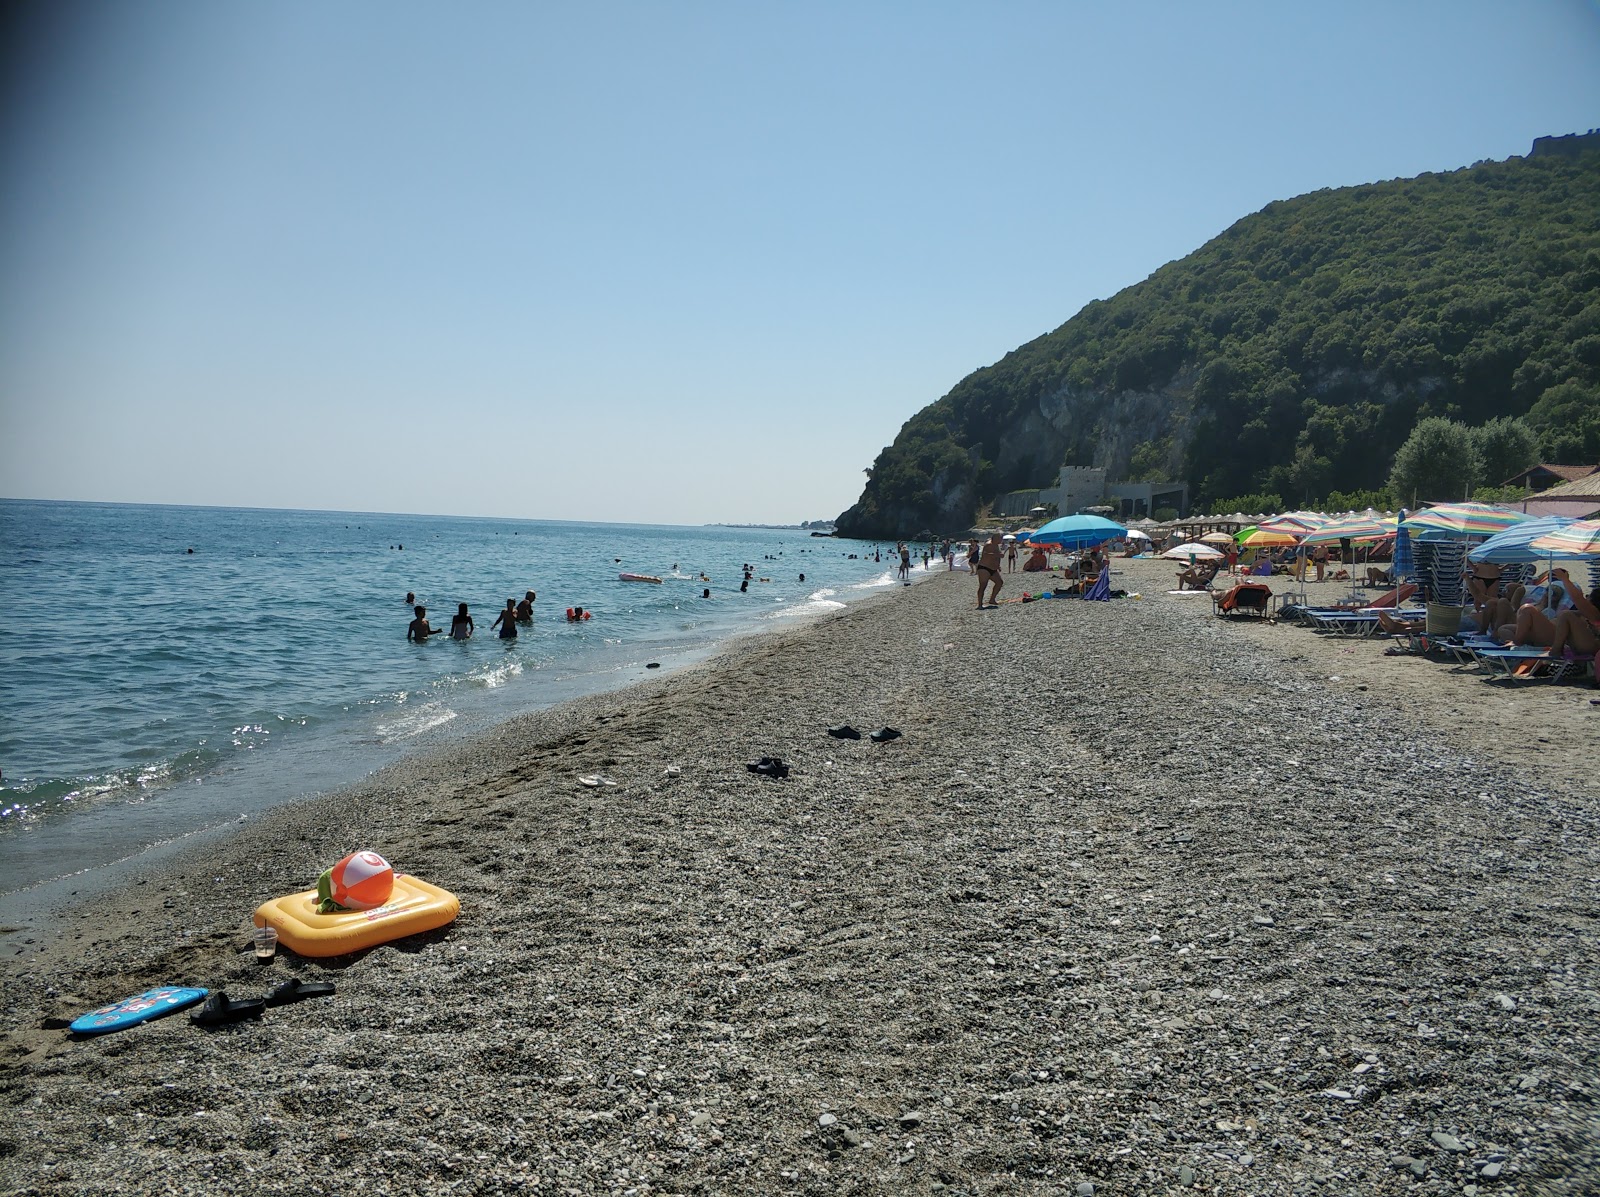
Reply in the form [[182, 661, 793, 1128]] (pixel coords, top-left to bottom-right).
[[2, 2, 1598, 526]]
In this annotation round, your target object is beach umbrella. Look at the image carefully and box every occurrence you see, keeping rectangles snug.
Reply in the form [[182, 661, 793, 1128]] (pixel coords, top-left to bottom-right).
[[1392, 517, 1415, 583], [1257, 511, 1327, 535], [1020, 514, 1127, 549], [1199, 531, 1235, 546], [1123, 528, 1152, 541], [1160, 543, 1223, 561], [1238, 528, 1299, 547], [1298, 513, 1397, 544], [1466, 516, 1577, 564], [1404, 502, 1528, 540], [1527, 518, 1600, 557]]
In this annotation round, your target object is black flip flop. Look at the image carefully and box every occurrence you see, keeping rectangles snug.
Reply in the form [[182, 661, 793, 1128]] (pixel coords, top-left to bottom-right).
[[265, 977, 337, 1006], [746, 756, 791, 778], [189, 991, 266, 1027], [827, 725, 861, 740], [869, 727, 902, 743]]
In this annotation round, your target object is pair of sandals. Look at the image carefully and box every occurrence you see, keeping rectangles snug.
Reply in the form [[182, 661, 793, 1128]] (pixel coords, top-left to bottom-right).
[[746, 756, 791, 778], [190, 977, 336, 1026], [827, 725, 901, 742]]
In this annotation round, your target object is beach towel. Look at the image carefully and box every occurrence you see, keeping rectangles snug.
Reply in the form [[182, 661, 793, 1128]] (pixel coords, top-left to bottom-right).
[[1083, 570, 1111, 602]]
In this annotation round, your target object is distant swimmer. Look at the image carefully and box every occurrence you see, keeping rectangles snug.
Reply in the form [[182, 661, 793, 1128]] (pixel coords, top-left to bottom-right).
[[491, 598, 518, 640], [407, 605, 440, 642], [799, 573, 805, 582], [405, 592, 416, 605], [701, 588, 711, 599], [515, 590, 536, 622], [450, 603, 474, 640], [565, 606, 591, 621]]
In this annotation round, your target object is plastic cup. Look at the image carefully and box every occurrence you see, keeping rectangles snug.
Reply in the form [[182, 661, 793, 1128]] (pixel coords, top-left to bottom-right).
[[253, 925, 278, 962]]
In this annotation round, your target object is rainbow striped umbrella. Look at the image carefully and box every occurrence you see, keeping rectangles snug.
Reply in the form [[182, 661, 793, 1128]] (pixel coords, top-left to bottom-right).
[[1527, 518, 1600, 557], [1238, 528, 1300, 547], [1256, 511, 1326, 536], [1402, 502, 1528, 539], [1298, 513, 1397, 544]]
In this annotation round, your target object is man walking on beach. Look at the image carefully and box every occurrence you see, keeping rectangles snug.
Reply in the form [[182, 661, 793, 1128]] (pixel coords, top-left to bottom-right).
[[976, 533, 1005, 608]]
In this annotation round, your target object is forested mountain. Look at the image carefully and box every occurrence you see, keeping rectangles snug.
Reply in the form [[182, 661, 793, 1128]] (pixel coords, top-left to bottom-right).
[[837, 143, 1600, 537]]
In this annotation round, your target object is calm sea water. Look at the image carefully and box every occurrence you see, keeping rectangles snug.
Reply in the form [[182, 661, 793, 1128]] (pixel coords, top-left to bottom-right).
[[0, 500, 924, 908]]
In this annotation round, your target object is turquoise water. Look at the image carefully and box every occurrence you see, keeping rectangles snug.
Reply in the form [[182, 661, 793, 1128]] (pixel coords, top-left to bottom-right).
[[0, 500, 921, 901]]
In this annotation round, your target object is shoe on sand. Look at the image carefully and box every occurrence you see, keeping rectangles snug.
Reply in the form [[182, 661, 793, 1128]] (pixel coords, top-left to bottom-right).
[[869, 727, 902, 743], [265, 978, 336, 1006], [746, 756, 790, 778], [190, 992, 266, 1027], [827, 725, 861, 740]]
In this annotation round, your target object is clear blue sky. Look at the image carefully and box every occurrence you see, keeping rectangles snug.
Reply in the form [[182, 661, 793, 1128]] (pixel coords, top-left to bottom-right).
[[2, 2, 1597, 525]]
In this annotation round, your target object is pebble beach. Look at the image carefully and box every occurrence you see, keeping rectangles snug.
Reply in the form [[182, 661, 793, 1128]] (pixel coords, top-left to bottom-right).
[[2, 558, 1596, 1196]]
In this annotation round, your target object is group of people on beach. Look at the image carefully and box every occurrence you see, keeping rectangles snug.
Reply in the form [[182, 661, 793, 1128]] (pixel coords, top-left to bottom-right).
[[1469, 563, 1600, 656], [406, 589, 538, 642]]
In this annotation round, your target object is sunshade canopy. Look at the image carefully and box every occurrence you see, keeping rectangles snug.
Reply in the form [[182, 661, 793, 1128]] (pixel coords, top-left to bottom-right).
[[1020, 514, 1127, 549], [1528, 518, 1600, 557], [1404, 502, 1528, 540], [1466, 516, 1576, 563], [1299, 513, 1398, 545], [1160, 542, 1224, 561]]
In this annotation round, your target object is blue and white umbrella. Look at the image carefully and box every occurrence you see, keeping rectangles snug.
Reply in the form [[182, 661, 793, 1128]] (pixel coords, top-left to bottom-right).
[[1020, 514, 1127, 549], [1466, 516, 1576, 564]]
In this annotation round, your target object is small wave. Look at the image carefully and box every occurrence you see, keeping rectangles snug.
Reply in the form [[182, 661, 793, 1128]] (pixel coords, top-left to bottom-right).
[[374, 703, 459, 741], [851, 570, 898, 589], [469, 659, 523, 689], [764, 598, 847, 621], [807, 587, 837, 601]]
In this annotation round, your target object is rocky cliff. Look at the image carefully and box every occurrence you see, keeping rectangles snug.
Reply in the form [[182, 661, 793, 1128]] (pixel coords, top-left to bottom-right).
[[836, 144, 1600, 539]]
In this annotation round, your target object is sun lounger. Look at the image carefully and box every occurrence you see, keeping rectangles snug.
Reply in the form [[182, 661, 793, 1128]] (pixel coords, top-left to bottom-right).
[[1471, 647, 1596, 682], [1212, 582, 1274, 618]]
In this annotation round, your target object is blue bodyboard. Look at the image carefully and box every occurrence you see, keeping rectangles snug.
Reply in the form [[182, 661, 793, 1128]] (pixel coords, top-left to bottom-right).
[[69, 986, 209, 1035]]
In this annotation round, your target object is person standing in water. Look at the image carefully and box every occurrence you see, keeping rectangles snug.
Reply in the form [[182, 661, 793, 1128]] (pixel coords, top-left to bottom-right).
[[491, 598, 518, 639], [407, 606, 439, 642], [515, 590, 536, 622], [449, 603, 474, 639]]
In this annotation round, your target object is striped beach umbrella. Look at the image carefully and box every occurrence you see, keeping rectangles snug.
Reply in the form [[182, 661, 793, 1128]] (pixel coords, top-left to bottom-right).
[[1466, 516, 1577, 564], [1403, 502, 1528, 539], [1257, 511, 1327, 536], [1298, 513, 1397, 544], [1527, 518, 1600, 557]]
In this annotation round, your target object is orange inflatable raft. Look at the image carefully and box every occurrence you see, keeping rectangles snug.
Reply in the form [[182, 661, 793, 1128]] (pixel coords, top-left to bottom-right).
[[253, 874, 460, 958]]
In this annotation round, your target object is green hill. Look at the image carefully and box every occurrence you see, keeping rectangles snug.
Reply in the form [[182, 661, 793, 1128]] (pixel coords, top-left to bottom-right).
[[837, 143, 1600, 538]]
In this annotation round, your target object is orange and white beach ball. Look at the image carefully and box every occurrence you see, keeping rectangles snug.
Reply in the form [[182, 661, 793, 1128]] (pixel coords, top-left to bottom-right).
[[329, 850, 395, 910]]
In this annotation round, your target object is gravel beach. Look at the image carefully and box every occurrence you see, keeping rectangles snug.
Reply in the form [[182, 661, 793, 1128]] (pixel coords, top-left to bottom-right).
[[3, 558, 1596, 1196]]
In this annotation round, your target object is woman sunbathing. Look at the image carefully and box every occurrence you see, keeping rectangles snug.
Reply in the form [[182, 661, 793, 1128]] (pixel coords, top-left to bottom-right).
[[1542, 569, 1600, 658], [1176, 562, 1219, 590]]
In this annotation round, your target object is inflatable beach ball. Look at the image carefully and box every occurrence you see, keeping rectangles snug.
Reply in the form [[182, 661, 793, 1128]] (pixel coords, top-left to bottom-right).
[[329, 850, 395, 910]]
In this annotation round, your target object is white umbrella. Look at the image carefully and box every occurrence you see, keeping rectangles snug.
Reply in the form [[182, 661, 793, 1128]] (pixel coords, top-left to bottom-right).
[[1160, 543, 1223, 561], [1124, 528, 1152, 541]]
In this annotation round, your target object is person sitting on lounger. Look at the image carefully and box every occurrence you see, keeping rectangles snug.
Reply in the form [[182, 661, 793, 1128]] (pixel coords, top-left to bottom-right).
[[1176, 561, 1219, 590], [1542, 568, 1600, 659], [1498, 573, 1578, 647], [1465, 560, 1503, 616], [1374, 609, 1425, 635]]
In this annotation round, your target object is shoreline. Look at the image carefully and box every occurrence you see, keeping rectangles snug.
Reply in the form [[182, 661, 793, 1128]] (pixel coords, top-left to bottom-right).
[[2, 561, 1594, 1195]]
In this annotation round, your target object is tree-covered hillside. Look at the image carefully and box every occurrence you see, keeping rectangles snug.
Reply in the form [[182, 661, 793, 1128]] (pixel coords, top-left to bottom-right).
[[838, 147, 1600, 537]]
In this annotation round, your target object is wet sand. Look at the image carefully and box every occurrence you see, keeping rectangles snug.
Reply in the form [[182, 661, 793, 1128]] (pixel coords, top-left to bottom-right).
[[2, 560, 1595, 1195]]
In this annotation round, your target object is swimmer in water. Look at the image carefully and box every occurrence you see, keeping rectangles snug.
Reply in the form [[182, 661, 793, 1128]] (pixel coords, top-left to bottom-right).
[[701, 588, 711, 599], [515, 590, 535, 622], [405, 592, 416, 605], [491, 598, 518, 640], [407, 605, 439, 642], [450, 603, 474, 639]]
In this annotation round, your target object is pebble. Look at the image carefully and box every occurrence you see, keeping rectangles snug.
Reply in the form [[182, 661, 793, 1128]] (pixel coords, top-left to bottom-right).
[[818, 1113, 836, 1127], [1431, 1131, 1466, 1152]]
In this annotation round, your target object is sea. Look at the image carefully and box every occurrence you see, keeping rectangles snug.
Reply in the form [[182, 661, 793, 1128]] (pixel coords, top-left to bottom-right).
[[0, 500, 930, 922]]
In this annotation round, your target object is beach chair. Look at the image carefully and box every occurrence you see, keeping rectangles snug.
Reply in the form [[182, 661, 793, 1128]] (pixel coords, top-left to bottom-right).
[[1212, 582, 1273, 618], [1471, 647, 1596, 682]]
